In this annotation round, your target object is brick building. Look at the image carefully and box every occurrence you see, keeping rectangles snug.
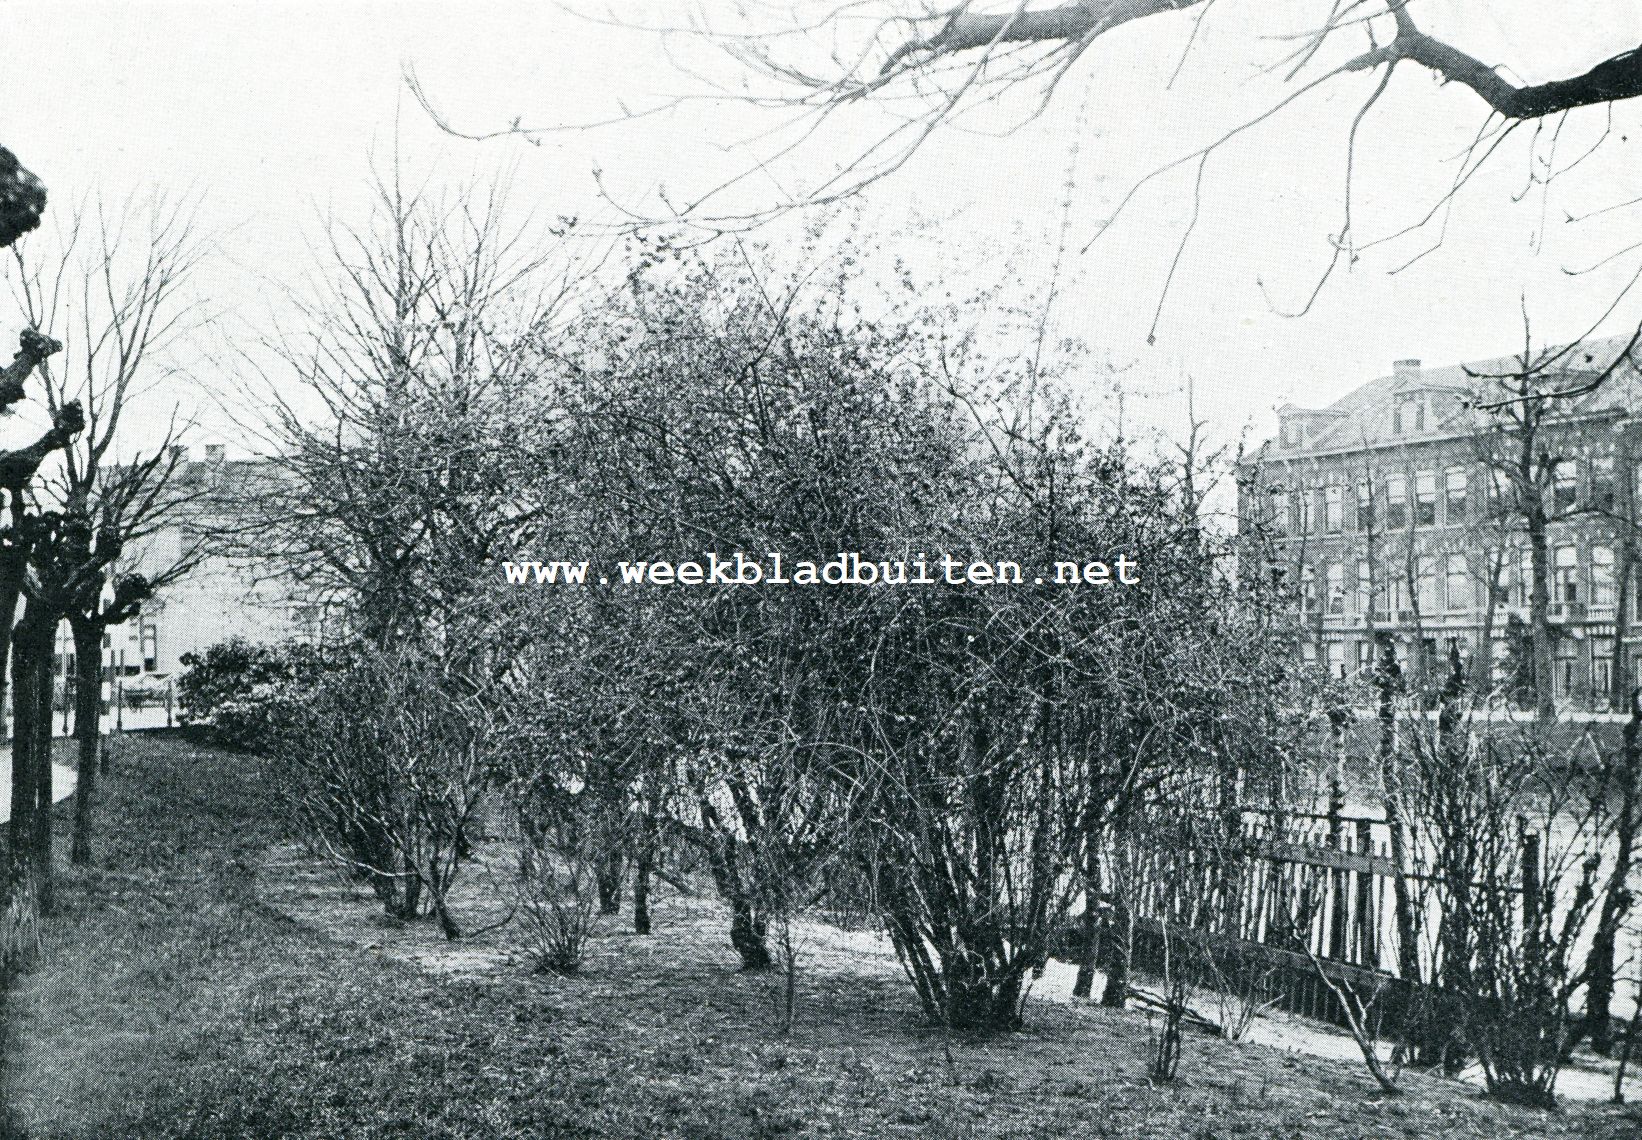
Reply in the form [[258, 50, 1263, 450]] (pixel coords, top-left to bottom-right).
[[1238, 337, 1642, 710]]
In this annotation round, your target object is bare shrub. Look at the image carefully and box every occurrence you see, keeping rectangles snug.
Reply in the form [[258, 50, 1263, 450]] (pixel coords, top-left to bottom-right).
[[1193, 947, 1281, 1044], [1149, 924, 1189, 1082], [268, 649, 492, 939], [514, 804, 606, 976], [1393, 710, 1614, 1106], [1299, 941, 1402, 1095]]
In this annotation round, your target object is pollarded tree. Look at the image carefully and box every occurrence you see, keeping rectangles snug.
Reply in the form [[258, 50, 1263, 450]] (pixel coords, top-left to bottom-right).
[[0, 361, 75, 899], [1, 400, 90, 914], [7, 195, 209, 868], [0, 147, 45, 251], [0, 141, 51, 1140]]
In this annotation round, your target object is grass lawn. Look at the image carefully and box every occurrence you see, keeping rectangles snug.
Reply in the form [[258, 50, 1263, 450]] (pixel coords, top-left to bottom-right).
[[5, 733, 1642, 1138]]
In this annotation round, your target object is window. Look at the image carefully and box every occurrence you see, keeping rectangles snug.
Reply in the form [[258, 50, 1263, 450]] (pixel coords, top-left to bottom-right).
[[1443, 467, 1467, 523], [1444, 554, 1470, 611], [1555, 639, 1579, 699], [1593, 545, 1616, 608], [1355, 640, 1378, 675], [1271, 490, 1289, 536], [1393, 396, 1425, 434], [1300, 564, 1318, 613], [141, 623, 158, 672], [1280, 419, 1301, 447], [1298, 487, 1316, 535], [1354, 479, 1373, 531], [1594, 640, 1615, 703], [1385, 474, 1408, 530], [1390, 573, 1409, 616], [1326, 562, 1345, 615], [1324, 483, 1343, 533], [1555, 545, 1580, 605], [1516, 549, 1534, 607], [1326, 640, 1345, 676], [1552, 460, 1578, 514], [1592, 453, 1617, 513], [1356, 559, 1375, 616], [1416, 555, 1440, 615], [1415, 470, 1437, 526]]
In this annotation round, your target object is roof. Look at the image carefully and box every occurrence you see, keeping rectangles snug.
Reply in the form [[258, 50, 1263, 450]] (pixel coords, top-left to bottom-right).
[[1255, 333, 1642, 460]]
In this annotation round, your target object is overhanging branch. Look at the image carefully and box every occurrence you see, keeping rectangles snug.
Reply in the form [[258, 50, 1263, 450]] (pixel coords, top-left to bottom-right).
[[888, 1, 1642, 122]]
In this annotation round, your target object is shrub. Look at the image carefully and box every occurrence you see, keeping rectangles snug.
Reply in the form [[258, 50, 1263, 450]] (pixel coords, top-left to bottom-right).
[[176, 639, 329, 749], [514, 803, 607, 975], [265, 649, 492, 938]]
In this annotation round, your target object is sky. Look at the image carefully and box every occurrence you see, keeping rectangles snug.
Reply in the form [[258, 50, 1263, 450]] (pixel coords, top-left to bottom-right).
[[4, 1, 1642, 462]]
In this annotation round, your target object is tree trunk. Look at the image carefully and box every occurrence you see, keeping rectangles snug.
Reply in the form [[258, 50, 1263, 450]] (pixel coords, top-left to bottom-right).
[[632, 845, 653, 935], [69, 617, 102, 866], [1477, 576, 1499, 701], [1072, 841, 1101, 999], [728, 894, 771, 970], [1527, 501, 1556, 723], [595, 851, 624, 916], [1101, 900, 1131, 1008], [9, 599, 56, 912], [429, 880, 461, 940], [1374, 640, 1423, 987], [1615, 541, 1635, 713], [700, 817, 772, 969], [944, 961, 1029, 1033]]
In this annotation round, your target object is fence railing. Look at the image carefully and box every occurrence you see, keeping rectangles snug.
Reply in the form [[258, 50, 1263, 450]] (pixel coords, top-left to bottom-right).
[[1052, 796, 1541, 1039]]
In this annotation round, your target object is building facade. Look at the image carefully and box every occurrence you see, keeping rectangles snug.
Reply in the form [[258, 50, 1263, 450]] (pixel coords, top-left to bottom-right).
[[1238, 340, 1642, 710], [50, 445, 326, 707]]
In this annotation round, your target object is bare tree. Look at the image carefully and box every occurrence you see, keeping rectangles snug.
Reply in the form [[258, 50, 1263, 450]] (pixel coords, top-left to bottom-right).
[[0, 141, 49, 1140], [7, 195, 209, 868], [1464, 321, 1642, 721], [240, 165, 590, 670]]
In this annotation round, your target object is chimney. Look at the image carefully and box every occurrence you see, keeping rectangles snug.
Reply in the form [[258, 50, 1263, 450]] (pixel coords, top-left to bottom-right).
[[168, 444, 187, 466], [1393, 358, 1422, 383], [204, 444, 225, 465]]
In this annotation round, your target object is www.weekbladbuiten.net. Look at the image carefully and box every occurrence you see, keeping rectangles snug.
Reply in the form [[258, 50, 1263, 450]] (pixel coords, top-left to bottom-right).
[[501, 552, 1141, 588]]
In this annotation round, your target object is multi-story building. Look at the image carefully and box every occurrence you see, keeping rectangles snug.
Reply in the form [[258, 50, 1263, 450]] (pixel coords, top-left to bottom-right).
[[49, 445, 328, 707], [1239, 337, 1642, 710]]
